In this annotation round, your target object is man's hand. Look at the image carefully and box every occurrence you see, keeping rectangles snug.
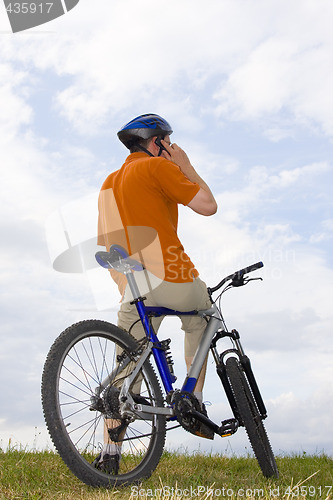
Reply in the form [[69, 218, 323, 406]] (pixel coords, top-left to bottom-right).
[[160, 139, 217, 216], [161, 140, 196, 181]]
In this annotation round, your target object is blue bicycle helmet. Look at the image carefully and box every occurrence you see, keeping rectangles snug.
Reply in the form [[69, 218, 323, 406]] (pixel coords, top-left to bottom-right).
[[117, 114, 173, 152]]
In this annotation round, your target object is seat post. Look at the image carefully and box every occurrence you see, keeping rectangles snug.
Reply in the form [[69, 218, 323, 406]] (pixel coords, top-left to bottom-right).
[[125, 270, 141, 301]]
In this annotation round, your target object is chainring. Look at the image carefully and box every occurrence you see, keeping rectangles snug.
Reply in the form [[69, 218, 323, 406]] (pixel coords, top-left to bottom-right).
[[172, 391, 201, 433]]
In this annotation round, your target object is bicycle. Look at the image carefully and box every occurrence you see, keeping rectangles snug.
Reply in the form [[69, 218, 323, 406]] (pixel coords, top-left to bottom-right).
[[41, 244, 279, 488]]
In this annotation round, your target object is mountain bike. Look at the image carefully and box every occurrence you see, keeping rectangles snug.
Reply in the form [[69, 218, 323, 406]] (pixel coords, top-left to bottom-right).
[[41, 244, 279, 488]]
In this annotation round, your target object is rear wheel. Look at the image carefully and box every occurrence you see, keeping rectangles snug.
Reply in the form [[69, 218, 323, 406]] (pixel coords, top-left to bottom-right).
[[41, 320, 166, 487], [225, 357, 278, 478]]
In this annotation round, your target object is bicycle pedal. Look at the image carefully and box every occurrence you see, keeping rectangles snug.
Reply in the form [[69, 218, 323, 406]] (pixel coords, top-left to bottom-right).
[[218, 418, 239, 437]]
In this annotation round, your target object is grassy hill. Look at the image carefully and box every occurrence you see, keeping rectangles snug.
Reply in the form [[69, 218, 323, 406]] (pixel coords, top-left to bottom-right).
[[0, 448, 332, 499]]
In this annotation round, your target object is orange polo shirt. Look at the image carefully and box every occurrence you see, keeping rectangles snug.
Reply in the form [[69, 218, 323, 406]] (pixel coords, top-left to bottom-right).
[[97, 153, 200, 292]]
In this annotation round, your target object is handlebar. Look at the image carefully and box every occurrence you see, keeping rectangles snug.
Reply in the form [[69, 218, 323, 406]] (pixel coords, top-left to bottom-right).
[[208, 261, 264, 295]]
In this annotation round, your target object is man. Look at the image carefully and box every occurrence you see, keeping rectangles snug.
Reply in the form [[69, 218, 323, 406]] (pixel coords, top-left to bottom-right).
[[97, 113, 217, 471]]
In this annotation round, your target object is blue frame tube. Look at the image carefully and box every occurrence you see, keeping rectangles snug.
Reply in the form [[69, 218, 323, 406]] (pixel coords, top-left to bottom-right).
[[135, 301, 176, 393], [144, 306, 197, 317]]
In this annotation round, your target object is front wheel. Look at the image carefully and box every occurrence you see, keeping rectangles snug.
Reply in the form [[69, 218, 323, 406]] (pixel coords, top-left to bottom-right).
[[225, 357, 279, 478], [41, 320, 166, 487]]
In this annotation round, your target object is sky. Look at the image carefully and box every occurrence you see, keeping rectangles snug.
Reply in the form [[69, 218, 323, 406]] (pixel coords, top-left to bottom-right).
[[0, 0, 332, 461]]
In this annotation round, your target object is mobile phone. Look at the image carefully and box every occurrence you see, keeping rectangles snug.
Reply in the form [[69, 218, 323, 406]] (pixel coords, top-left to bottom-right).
[[155, 137, 170, 156]]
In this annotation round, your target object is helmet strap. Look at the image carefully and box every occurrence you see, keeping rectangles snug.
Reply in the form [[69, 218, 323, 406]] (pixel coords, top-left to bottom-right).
[[135, 144, 154, 157]]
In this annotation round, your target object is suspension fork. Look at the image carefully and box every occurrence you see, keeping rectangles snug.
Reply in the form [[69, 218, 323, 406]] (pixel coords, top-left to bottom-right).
[[211, 329, 267, 420], [229, 328, 267, 418], [211, 340, 241, 421]]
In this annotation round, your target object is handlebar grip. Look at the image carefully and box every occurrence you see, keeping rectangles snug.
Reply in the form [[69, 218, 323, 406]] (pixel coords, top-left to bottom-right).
[[234, 261, 263, 277]]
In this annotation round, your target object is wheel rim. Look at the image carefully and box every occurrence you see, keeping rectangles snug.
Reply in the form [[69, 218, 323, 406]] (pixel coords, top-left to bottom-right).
[[55, 331, 162, 477]]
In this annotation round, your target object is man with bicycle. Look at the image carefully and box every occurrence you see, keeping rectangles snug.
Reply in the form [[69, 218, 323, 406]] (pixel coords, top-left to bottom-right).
[[97, 113, 217, 471]]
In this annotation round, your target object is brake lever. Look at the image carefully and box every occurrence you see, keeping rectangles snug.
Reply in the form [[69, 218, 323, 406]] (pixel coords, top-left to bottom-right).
[[243, 277, 263, 284], [231, 276, 263, 287]]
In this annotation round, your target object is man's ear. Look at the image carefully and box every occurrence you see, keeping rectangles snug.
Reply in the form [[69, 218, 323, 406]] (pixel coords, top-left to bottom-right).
[[148, 136, 159, 155]]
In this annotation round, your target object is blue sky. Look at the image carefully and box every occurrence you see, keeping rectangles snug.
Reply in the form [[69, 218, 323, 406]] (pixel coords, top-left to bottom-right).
[[0, 0, 332, 459]]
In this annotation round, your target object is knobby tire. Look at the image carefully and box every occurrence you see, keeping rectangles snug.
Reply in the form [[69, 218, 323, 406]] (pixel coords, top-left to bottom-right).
[[41, 320, 166, 487], [225, 357, 279, 478]]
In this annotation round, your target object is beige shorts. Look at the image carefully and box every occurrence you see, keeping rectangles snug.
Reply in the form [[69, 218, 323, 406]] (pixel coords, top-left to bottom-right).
[[118, 270, 211, 358]]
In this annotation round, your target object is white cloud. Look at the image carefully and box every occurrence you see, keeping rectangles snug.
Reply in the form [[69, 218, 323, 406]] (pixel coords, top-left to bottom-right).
[[310, 218, 333, 244], [263, 125, 296, 143], [268, 388, 333, 455], [215, 30, 333, 136], [269, 162, 330, 188], [215, 38, 295, 119], [2, 0, 333, 138], [212, 1, 333, 137], [213, 161, 331, 228], [0, 63, 32, 141]]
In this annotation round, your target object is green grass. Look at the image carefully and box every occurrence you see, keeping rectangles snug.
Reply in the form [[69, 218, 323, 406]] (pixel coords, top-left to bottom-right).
[[0, 447, 332, 499]]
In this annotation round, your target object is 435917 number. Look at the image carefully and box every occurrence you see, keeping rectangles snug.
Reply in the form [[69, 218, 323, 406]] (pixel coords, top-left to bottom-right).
[[6, 3, 54, 14]]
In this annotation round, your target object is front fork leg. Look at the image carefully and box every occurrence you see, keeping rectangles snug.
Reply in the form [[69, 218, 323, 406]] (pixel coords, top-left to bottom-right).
[[211, 329, 267, 421], [215, 353, 241, 421]]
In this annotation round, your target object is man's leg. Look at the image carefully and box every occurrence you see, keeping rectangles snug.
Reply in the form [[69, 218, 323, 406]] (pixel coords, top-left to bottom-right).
[[185, 354, 208, 393], [146, 277, 212, 401], [98, 279, 164, 469]]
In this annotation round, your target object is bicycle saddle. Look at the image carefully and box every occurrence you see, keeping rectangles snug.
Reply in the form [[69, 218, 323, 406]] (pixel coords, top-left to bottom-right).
[[95, 244, 144, 273]]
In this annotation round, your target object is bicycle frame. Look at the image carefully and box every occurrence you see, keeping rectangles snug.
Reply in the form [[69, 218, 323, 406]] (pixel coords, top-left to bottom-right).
[[95, 247, 266, 431], [113, 269, 248, 425]]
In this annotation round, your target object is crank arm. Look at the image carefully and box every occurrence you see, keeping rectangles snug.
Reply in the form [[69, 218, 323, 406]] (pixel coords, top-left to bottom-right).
[[187, 409, 239, 437], [189, 408, 221, 434]]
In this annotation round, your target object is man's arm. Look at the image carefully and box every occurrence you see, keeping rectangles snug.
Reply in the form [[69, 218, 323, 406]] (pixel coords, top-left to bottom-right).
[[161, 140, 217, 216]]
